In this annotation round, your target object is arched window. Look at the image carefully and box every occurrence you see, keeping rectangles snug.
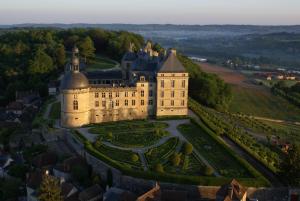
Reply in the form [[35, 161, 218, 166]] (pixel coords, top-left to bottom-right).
[[73, 100, 78, 110]]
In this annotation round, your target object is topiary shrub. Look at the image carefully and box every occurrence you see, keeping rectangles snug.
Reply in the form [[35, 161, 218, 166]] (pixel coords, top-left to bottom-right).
[[155, 163, 164, 173], [184, 142, 193, 155], [203, 166, 214, 176], [131, 154, 139, 163], [172, 152, 182, 167]]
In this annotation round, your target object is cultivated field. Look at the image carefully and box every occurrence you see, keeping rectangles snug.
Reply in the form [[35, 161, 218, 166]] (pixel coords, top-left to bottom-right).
[[199, 63, 300, 122]]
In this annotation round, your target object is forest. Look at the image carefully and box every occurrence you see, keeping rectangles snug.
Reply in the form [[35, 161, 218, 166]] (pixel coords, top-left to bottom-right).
[[0, 28, 144, 105], [0, 28, 232, 110]]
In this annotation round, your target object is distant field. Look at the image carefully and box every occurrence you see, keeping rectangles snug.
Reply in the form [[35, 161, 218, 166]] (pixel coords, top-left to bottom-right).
[[229, 86, 300, 122], [199, 63, 300, 121]]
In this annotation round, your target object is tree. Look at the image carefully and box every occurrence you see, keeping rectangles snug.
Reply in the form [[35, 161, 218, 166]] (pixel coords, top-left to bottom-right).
[[79, 36, 95, 63], [280, 144, 300, 186], [94, 138, 102, 148], [28, 48, 54, 74], [184, 142, 193, 155], [55, 44, 66, 68], [155, 163, 164, 173], [172, 153, 181, 167], [131, 154, 139, 163], [38, 174, 62, 201]]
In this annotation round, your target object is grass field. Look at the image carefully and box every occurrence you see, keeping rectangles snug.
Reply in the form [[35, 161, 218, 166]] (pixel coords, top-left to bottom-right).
[[89, 120, 169, 147], [85, 56, 118, 71], [49, 102, 61, 119], [178, 123, 252, 178], [229, 86, 300, 122]]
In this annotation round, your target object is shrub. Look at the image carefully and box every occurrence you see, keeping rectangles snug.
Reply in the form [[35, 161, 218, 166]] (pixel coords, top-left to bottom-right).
[[131, 154, 139, 163], [184, 142, 193, 155], [204, 166, 214, 176], [107, 132, 113, 140], [172, 153, 181, 167], [155, 163, 164, 173]]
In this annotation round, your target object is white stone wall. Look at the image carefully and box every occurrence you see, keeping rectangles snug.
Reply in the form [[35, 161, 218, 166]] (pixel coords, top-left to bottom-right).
[[156, 72, 189, 117]]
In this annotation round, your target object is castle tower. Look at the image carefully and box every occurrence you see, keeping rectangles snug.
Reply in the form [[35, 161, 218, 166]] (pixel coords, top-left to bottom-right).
[[156, 49, 189, 116], [60, 47, 90, 127]]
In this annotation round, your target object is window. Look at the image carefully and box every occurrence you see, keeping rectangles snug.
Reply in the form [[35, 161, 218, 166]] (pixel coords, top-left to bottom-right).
[[132, 92, 135, 97], [141, 84, 144, 87], [182, 91, 185, 97], [161, 100, 164, 106], [73, 100, 78, 110], [102, 92, 105, 98], [182, 80, 186, 88], [161, 80, 164, 88], [116, 100, 119, 106], [160, 91, 164, 98], [132, 100, 136, 106], [109, 92, 112, 98], [95, 101, 99, 107], [102, 101, 106, 107], [141, 100, 144, 106], [171, 91, 175, 98], [181, 100, 185, 106], [171, 100, 174, 106], [182, 73, 186, 77], [149, 90, 153, 97], [125, 92, 128, 97], [95, 93, 99, 98], [171, 80, 175, 88], [116, 92, 119, 97], [149, 100, 153, 105], [109, 101, 114, 108], [125, 100, 128, 106], [74, 94, 78, 99], [141, 90, 144, 97]]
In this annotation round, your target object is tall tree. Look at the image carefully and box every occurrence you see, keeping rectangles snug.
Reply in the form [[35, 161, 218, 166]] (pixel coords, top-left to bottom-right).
[[55, 44, 66, 68], [280, 144, 300, 186], [28, 48, 54, 74], [79, 36, 95, 63], [38, 174, 62, 201]]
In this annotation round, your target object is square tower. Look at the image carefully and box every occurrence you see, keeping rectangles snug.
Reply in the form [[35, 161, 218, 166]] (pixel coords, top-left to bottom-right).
[[156, 50, 189, 117]]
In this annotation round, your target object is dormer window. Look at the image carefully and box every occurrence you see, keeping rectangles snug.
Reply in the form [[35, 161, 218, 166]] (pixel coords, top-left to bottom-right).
[[140, 76, 145, 82]]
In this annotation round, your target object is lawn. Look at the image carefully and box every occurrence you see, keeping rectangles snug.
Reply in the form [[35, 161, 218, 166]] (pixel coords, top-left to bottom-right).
[[49, 102, 61, 119], [89, 121, 169, 147], [178, 123, 252, 178], [229, 86, 300, 122], [85, 55, 118, 71], [95, 144, 142, 170]]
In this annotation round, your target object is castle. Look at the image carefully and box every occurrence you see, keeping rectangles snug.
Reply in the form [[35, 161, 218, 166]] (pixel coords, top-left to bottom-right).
[[60, 43, 189, 128]]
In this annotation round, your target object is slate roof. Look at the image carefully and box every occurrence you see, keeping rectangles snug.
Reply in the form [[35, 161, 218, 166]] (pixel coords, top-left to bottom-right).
[[158, 51, 186, 73], [60, 71, 89, 90]]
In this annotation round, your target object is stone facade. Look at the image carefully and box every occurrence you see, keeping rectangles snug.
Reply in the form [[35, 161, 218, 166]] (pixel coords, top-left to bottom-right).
[[60, 45, 189, 128]]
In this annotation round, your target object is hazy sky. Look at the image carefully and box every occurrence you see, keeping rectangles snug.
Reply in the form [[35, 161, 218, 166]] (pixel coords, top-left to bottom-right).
[[0, 0, 299, 25]]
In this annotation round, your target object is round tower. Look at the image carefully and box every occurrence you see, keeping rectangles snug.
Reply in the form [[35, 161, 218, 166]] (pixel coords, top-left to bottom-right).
[[60, 47, 90, 128]]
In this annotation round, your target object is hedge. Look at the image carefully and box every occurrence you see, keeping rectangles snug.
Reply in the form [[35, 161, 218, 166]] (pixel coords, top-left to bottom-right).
[[189, 97, 279, 174], [72, 129, 269, 187]]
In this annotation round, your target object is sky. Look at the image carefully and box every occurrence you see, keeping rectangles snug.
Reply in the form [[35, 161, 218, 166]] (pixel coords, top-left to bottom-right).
[[0, 0, 299, 25]]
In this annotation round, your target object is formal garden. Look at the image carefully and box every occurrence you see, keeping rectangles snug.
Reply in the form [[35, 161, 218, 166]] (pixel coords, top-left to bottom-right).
[[72, 117, 270, 187], [88, 120, 169, 147]]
